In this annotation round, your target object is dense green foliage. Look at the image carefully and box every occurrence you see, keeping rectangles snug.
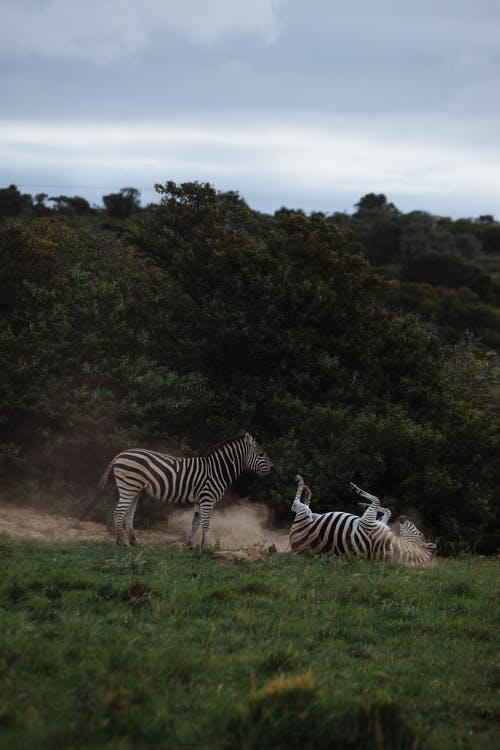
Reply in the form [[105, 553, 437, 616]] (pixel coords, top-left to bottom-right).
[[0, 539, 498, 749], [1, 183, 498, 552]]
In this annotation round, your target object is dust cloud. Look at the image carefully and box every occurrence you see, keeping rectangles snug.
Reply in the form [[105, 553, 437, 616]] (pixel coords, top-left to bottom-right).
[[163, 500, 290, 552]]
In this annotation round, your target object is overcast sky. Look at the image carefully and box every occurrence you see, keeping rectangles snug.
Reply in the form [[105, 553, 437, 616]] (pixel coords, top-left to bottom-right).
[[1, 0, 499, 217]]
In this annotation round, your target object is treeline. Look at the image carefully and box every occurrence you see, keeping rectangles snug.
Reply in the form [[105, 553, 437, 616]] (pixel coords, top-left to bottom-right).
[[3, 183, 499, 350], [1, 182, 498, 552]]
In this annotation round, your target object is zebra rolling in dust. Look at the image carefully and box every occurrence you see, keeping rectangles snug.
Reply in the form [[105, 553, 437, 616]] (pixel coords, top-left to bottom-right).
[[290, 475, 436, 566], [81, 432, 273, 549]]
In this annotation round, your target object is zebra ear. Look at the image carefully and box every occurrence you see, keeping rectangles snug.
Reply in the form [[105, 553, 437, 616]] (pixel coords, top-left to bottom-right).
[[246, 431, 262, 444]]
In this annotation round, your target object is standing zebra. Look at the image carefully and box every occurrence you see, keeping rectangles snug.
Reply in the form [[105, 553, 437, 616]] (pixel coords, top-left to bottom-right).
[[81, 432, 273, 549], [290, 475, 436, 566]]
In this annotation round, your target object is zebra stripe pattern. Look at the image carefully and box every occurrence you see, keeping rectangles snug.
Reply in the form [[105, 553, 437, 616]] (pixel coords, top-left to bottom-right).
[[81, 432, 273, 549], [290, 476, 436, 566], [395, 516, 437, 566]]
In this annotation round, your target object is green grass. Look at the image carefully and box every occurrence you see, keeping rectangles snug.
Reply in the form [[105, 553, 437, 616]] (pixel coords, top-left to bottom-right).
[[0, 538, 498, 749]]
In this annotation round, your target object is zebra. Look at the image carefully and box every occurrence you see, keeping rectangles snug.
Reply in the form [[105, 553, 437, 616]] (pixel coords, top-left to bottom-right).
[[80, 432, 273, 549], [290, 475, 436, 566]]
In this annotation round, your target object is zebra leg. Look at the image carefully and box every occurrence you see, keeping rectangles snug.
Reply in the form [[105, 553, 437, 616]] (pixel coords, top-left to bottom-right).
[[294, 475, 305, 501], [124, 495, 140, 546], [114, 507, 127, 546], [357, 503, 391, 524], [350, 483, 381, 507], [114, 490, 139, 546], [188, 504, 201, 548], [359, 503, 378, 524], [352, 484, 391, 528], [378, 507, 392, 526], [292, 475, 313, 518], [200, 501, 214, 550]]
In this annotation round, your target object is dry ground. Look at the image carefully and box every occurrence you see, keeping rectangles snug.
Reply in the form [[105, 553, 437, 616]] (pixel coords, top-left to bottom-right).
[[0, 496, 290, 560]]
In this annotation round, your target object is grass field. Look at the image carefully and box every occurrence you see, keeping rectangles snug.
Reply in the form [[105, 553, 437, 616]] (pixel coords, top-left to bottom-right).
[[0, 537, 498, 749]]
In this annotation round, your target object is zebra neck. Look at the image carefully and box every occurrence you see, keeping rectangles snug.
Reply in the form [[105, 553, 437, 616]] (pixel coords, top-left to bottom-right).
[[205, 441, 244, 488]]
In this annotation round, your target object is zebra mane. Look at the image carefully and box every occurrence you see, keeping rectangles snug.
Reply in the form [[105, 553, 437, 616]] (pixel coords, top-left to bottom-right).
[[206, 431, 257, 455]]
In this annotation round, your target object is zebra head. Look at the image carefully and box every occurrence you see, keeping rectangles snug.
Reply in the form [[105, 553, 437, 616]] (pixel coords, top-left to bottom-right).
[[243, 432, 273, 477], [398, 515, 426, 541], [397, 515, 437, 565]]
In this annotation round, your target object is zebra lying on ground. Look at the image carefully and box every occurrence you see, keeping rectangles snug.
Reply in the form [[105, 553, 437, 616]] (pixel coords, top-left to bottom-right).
[[289, 475, 436, 566], [80, 432, 273, 549]]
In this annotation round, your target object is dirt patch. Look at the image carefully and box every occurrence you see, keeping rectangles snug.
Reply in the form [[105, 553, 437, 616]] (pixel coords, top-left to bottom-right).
[[0, 497, 290, 559]]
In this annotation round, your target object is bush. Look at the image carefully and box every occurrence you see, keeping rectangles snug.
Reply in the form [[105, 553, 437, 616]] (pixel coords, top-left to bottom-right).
[[228, 673, 425, 750]]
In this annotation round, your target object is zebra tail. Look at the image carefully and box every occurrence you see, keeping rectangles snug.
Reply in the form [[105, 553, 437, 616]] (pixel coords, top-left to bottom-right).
[[79, 459, 115, 520]]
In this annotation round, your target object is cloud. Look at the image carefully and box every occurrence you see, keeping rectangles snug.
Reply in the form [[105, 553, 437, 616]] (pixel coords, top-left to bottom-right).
[[2, 117, 499, 216], [145, 0, 287, 45], [0, 0, 286, 62]]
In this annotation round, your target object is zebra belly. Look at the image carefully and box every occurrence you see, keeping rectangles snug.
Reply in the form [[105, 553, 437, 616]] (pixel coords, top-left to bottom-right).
[[291, 513, 373, 558], [311, 513, 363, 556]]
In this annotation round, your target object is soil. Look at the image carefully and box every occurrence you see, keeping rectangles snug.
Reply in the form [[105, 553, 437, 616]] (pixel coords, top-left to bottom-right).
[[0, 497, 290, 560]]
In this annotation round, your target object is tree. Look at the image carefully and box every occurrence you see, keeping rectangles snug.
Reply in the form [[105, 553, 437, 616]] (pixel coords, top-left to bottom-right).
[[400, 221, 431, 259], [0, 184, 32, 218], [446, 333, 499, 410], [354, 193, 399, 215], [134, 184, 382, 399], [351, 194, 403, 264], [453, 233, 482, 260], [401, 252, 500, 305], [103, 187, 141, 219], [33, 193, 50, 216], [48, 195, 94, 215], [0, 218, 211, 484]]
